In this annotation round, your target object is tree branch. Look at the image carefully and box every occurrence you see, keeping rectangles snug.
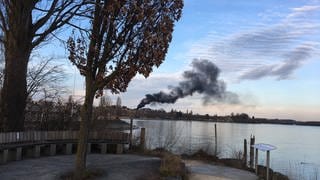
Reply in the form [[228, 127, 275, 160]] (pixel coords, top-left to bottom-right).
[[32, 1, 90, 48], [32, 0, 59, 33]]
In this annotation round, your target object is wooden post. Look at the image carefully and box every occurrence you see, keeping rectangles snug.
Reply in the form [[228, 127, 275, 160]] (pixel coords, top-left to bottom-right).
[[214, 124, 217, 155], [101, 143, 107, 154], [16, 147, 22, 161], [255, 148, 258, 175], [249, 135, 255, 168], [140, 128, 146, 150], [50, 144, 56, 156], [3, 149, 8, 163], [116, 144, 123, 154], [87, 143, 91, 154], [129, 119, 133, 149], [34, 145, 41, 158], [243, 139, 247, 167], [66, 143, 72, 155], [266, 150, 270, 180]]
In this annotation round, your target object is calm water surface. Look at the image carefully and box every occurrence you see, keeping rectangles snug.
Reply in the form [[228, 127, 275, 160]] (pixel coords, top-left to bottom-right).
[[125, 119, 320, 179]]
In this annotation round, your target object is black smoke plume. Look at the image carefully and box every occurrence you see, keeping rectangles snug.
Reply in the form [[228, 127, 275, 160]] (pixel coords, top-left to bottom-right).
[[137, 59, 239, 109]]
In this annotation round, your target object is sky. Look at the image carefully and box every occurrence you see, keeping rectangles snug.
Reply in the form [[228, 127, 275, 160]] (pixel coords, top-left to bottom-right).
[[41, 0, 320, 121]]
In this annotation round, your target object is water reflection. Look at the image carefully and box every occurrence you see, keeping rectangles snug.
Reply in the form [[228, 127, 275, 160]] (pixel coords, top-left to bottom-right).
[[125, 119, 320, 179]]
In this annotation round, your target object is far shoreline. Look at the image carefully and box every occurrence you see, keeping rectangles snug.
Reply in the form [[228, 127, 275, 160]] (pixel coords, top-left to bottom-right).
[[121, 116, 320, 127]]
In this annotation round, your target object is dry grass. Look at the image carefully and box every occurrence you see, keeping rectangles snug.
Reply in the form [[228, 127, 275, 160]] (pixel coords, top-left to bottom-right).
[[159, 152, 187, 179], [183, 149, 218, 162], [128, 147, 188, 179]]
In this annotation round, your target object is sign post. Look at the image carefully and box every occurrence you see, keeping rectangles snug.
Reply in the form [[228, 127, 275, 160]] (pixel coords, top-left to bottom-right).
[[252, 143, 276, 180]]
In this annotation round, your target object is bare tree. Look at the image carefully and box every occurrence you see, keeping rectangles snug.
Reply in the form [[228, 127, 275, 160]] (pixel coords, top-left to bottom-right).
[[1, 57, 66, 101], [27, 58, 67, 101], [67, 0, 183, 178], [0, 0, 90, 131]]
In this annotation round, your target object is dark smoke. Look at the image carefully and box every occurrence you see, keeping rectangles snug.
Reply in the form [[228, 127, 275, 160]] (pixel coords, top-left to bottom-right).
[[137, 59, 239, 109]]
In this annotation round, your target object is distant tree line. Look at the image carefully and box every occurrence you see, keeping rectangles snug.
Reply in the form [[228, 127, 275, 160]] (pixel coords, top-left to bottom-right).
[[24, 95, 125, 131]]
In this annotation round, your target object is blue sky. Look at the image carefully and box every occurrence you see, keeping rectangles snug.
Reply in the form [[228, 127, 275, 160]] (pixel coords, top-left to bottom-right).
[[125, 0, 320, 121], [41, 0, 320, 121]]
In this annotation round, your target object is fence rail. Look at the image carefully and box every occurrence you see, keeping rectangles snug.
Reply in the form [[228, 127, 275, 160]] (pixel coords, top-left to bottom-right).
[[0, 131, 129, 144]]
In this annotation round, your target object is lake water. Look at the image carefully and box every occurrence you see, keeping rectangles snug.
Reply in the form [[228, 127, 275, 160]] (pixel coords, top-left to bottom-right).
[[124, 119, 320, 180]]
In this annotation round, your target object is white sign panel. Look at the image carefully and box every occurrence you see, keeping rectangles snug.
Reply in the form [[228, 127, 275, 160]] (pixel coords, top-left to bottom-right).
[[252, 143, 276, 151]]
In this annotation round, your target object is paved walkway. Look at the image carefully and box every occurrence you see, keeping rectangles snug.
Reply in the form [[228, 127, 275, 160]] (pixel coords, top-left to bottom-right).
[[0, 155, 258, 180], [185, 160, 258, 180], [0, 154, 161, 180]]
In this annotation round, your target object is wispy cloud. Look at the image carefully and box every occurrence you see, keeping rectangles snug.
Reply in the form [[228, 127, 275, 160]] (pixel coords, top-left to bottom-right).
[[187, 4, 320, 81], [291, 5, 320, 13], [240, 43, 317, 80]]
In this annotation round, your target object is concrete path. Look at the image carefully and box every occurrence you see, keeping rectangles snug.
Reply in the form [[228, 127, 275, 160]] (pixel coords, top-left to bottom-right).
[[185, 160, 258, 180], [0, 154, 161, 180], [0, 154, 258, 180]]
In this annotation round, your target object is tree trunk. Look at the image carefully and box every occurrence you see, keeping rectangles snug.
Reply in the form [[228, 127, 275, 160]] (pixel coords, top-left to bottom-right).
[[74, 77, 95, 179], [0, 1, 33, 132], [0, 46, 30, 132]]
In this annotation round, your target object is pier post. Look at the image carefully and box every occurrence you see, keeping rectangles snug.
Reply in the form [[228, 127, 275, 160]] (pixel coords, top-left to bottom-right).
[[214, 124, 217, 155], [243, 139, 247, 167], [255, 148, 258, 175], [249, 135, 255, 168]]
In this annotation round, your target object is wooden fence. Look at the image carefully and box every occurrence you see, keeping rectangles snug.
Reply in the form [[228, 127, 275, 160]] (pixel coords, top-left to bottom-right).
[[0, 131, 129, 144]]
